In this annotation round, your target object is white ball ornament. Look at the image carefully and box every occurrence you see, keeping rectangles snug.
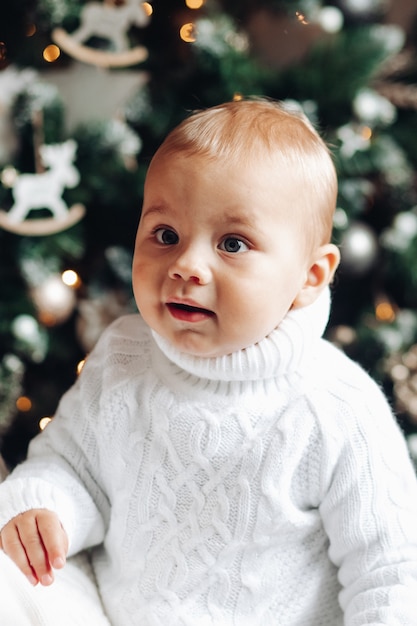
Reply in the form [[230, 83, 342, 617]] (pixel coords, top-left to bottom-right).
[[393, 211, 417, 239], [317, 7, 344, 34], [31, 274, 77, 326], [353, 89, 396, 126], [340, 222, 379, 275], [380, 211, 417, 252], [11, 315, 47, 361], [339, 0, 387, 18], [12, 315, 41, 343]]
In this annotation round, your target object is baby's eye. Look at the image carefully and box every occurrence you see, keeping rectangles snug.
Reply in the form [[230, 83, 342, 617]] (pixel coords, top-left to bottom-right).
[[154, 228, 179, 245], [219, 237, 249, 254]]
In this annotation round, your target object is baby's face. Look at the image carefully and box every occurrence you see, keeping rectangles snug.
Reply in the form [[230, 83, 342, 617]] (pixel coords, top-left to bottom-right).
[[132, 152, 315, 357]]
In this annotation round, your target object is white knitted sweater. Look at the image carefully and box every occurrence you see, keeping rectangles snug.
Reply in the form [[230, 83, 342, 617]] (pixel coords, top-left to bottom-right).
[[1, 290, 417, 626]]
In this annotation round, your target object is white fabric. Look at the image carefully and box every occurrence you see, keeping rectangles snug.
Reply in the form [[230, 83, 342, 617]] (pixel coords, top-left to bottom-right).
[[0, 551, 110, 626], [1, 288, 417, 625]]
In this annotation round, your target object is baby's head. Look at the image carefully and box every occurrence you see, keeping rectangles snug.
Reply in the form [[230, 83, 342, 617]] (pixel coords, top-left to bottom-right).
[[154, 98, 337, 252], [133, 98, 340, 357]]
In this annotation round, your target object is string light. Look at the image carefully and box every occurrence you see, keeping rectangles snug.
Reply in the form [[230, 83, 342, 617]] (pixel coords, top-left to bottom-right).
[[233, 93, 243, 101], [180, 23, 197, 43], [142, 2, 153, 16], [32, 274, 77, 326], [43, 44, 61, 63], [16, 396, 32, 412], [39, 417, 53, 431], [185, 0, 205, 8], [375, 300, 396, 322], [62, 269, 81, 288], [77, 358, 86, 375], [361, 126, 372, 141], [26, 24, 36, 37], [295, 11, 309, 25]]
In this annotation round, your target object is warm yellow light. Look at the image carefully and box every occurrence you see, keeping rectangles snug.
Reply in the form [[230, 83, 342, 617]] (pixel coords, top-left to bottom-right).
[[39, 416, 53, 431], [142, 2, 153, 16], [16, 396, 32, 412], [38, 311, 57, 326], [295, 11, 309, 25], [180, 23, 197, 43], [233, 93, 243, 101], [26, 24, 36, 37], [77, 358, 86, 375], [375, 301, 396, 322], [185, 0, 204, 8], [361, 126, 372, 140], [43, 44, 61, 63], [62, 269, 81, 288]]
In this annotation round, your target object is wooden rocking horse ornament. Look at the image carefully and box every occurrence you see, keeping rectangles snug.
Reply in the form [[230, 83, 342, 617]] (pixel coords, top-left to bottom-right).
[[0, 139, 85, 236], [52, 0, 150, 68]]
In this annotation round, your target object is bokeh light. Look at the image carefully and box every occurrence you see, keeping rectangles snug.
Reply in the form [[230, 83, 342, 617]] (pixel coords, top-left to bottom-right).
[[180, 23, 197, 42], [142, 2, 153, 16], [185, 0, 205, 8], [26, 24, 37, 37], [62, 269, 81, 288], [375, 300, 396, 323], [43, 44, 61, 63], [16, 396, 32, 412], [39, 417, 52, 430], [77, 359, 86, 375]]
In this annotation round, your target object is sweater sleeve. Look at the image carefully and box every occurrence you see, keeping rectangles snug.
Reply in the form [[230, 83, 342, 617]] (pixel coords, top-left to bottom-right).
[[0, 321, 118, 556], [317, 351, 417, 625]]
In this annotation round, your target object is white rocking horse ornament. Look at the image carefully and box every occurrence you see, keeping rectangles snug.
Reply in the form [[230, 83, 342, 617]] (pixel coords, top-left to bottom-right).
[[0, 139, 85, 236], [52, 0, 150, 68]]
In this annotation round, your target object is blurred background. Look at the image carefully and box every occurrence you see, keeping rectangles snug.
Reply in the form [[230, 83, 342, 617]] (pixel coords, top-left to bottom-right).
[[1, 0, 417, 470]]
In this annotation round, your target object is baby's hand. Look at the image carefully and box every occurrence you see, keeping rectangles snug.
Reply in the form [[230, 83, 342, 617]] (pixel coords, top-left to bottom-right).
[[0, 509, 68, 586]]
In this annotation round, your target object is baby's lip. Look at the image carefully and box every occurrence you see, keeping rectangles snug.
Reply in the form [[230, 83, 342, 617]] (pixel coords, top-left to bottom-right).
[[166, 298, 215, 318]]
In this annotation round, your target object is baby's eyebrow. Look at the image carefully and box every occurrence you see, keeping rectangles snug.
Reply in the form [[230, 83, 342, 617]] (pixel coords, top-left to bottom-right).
[[220, 212, 255, 229], [141, 205, 256, 232], [141, 205, 170, 219]]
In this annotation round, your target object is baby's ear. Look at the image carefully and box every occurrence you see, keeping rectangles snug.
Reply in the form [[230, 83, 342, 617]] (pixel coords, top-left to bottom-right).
[[292, 243, 340, 309]]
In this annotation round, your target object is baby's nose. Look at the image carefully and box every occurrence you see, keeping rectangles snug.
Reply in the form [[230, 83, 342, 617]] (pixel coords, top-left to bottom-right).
[[168, 246, 212, 284]]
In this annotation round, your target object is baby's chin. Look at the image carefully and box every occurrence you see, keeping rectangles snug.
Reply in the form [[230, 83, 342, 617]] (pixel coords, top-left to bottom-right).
[[159, 332, 238, 359], [148, 315, 281, 359], [167, 334, 270, 360]]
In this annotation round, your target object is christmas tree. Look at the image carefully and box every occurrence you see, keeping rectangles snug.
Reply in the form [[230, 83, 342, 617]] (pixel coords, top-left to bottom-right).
[[1, 0, 417, 469]]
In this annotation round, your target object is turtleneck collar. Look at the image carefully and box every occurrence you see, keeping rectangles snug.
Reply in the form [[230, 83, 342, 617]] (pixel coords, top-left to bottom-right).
[[151, 288, 331, 384]]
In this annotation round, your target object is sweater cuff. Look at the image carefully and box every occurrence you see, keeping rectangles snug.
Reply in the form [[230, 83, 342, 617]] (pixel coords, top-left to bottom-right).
[[0, 477, 75, 543]]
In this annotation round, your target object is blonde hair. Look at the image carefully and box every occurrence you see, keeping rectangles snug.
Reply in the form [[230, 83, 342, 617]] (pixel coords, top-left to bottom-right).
[[153, 98, 337, 247]]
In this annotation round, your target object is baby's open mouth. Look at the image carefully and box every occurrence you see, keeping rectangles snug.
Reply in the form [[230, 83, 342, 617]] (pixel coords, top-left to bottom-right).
[[167, 302, 215, 318]]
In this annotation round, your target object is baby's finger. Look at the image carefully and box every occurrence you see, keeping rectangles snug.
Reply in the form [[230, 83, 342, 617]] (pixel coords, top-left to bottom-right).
[[0, 520, 39, 586], [14, 513, 53, 585], [36, 510, 68, 571]]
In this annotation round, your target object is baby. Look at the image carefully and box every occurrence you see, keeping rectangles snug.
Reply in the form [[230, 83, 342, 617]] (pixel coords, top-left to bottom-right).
[[0, 98, 417, 626]]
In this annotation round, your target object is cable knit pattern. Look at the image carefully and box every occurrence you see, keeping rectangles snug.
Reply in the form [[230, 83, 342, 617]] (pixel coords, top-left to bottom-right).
[[1, 289, 417, 625]]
